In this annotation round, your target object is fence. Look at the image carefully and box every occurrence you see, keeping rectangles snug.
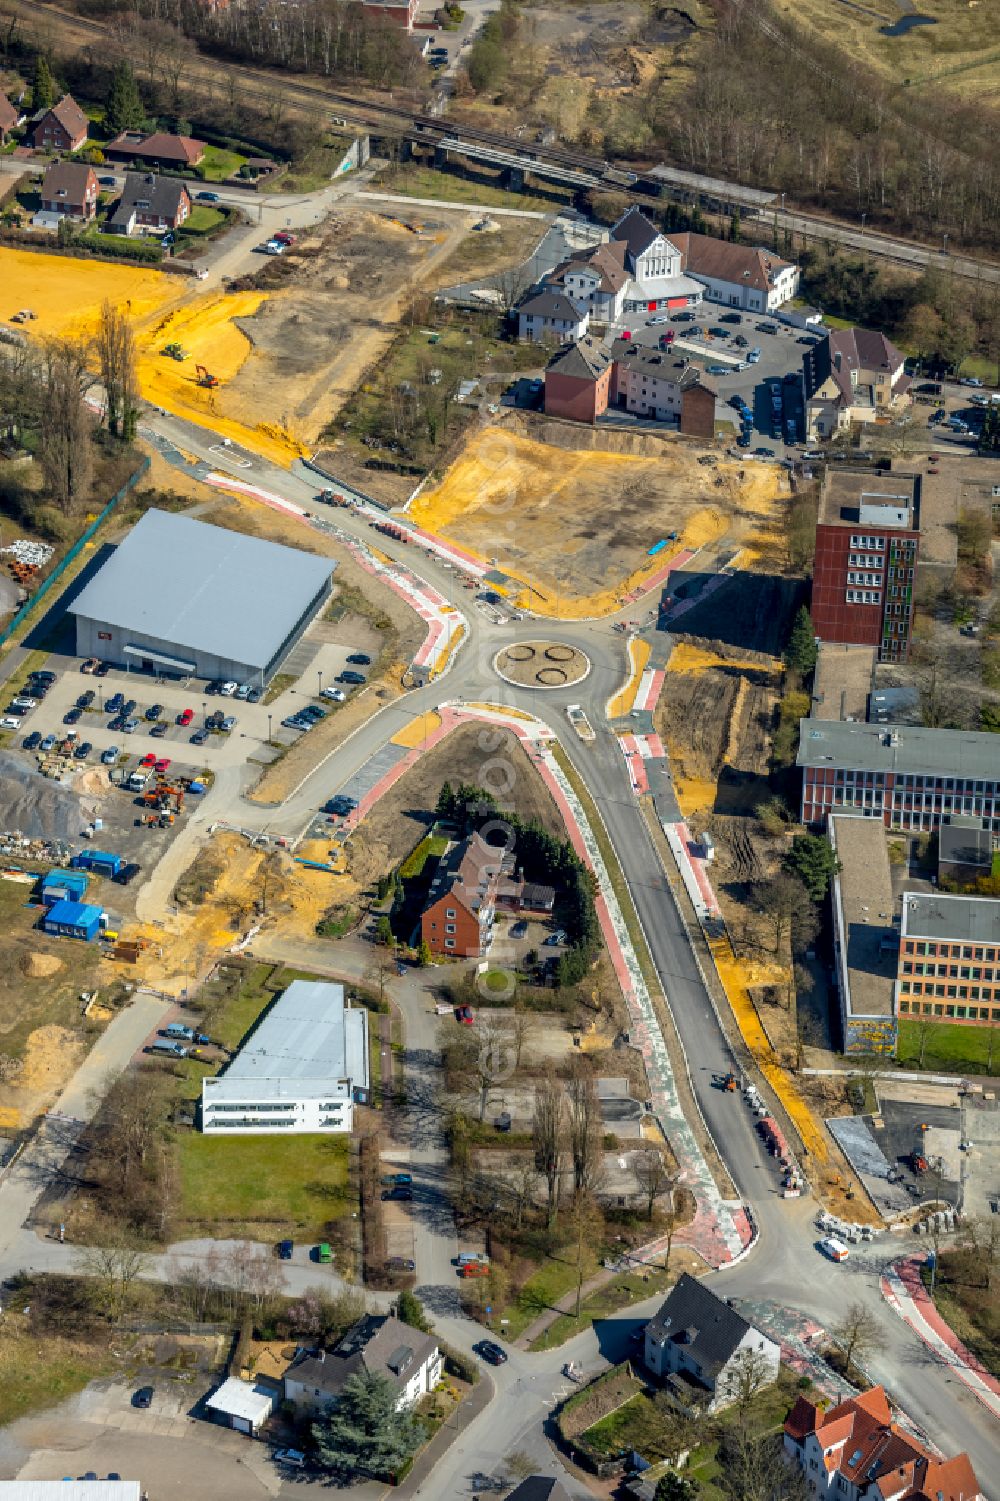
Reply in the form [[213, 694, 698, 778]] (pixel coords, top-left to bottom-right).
[[0, 456, 150, 650]]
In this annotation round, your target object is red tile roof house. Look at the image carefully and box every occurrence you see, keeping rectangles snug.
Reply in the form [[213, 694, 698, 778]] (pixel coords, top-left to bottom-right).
[[421, 831, 505, 958], [671, 230, 800, 313], [39, 161, 99, 221], [0, 93, 21, 144], [105, 130, 206, 171], [29, 94, 88, 153], [783, 1386, 983, 1501]]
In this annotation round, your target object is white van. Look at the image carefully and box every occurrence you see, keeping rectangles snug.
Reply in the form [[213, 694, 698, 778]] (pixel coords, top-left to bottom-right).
[[820, 1236, 849, 1262]]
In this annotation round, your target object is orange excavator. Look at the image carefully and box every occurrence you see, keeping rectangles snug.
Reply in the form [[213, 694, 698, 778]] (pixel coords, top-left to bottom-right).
[[195, 364, 219, 388]]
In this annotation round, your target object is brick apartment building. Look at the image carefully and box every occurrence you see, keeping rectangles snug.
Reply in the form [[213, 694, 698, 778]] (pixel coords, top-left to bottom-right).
[[896, 891, 1000, 1026], [543, 336, 613, 423], [811, 469, 920, 663], [797, 721, 1000, 832], [784, 1385, 982, 1500], [30, 93, 88, 153], [542, 335, 717, 436], [420, 832, 556, 958]]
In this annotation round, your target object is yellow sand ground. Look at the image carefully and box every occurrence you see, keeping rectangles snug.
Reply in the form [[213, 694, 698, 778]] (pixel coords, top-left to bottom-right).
[[391, 710, 442, 748], [670, 773, 718, 820], [709, 936, 829, 1166], [0, 249, 303, 467], [667, 642, 782, 677], [608, 637, 652, 718], [409, 427, 731, 617]]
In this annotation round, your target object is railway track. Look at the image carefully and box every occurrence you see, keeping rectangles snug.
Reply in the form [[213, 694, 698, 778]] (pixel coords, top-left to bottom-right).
[[12, 0, 1000, 284]]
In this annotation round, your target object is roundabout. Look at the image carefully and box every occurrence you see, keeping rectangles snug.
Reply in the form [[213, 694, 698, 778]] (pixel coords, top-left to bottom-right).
[[493, 640, 591, 690]]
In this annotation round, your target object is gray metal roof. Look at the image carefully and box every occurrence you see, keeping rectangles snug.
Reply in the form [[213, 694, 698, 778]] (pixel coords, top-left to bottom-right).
[[902, 892, 1000, 946], [69, 509, 332, 670], [216, 979, 369, 1089], [797, 720, 1000, 781]]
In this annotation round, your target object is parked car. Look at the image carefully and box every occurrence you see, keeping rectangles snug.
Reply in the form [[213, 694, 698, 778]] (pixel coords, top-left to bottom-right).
[[77, 691, 95, 709], [63, 708, 82, 725], [95, 661, 111, 677], [646, 314, 671, 325], [746, 348, 761, 363], [475, 1340, 508, 1366], [720, 312, 743, 324], [154, 758, 171, 774], [133, 1387, 154, 1409], [347, 653, 371, 665], [819, 1236, 849, 1262], [456, 1005, 474, 1025], [338, 670, 366, 685], [737, 433, 752, 448], [381, 1186, 413, 1201], [220, 681, 238, 697], [0, 716, 22, 729], [235, 684, 251, 700], [325, 794, 358, 816], [102, 745, 119, 764], [80, 658, 99, 674], [107, 692, 125, 712], [381, 1172, 413, 1185], [322, 687, 347, 702], [754, 446, 776, 458], [544, 929, 567, 946], [273, 1449, 306, 1470], [706, 364, 729, 376], [263, 240, 286, 256], [510, 919, 528, 937], [22, 731, 41, 750], [960, 376, 984, 387], [42, 734, 58, 752], [247, 686, 262, 703], [191, 729, 209, 746], [220, 716, 237, 731], [122, 718, 139, 734], [140, 752, 157, 767], [196, 191, 220, 203], [276, 1239, 294, 1260], [151, 723, 169, 738], [145, 704, 162, 721], [177, 708, 194, 726]]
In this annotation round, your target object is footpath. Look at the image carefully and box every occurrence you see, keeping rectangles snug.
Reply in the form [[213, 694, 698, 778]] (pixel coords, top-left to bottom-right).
[[881, 1254, 1000, 1420]]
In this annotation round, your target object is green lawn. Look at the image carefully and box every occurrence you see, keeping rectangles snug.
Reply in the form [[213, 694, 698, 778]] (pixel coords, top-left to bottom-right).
[[0, 1329, 112, 1427], [530, 1266, 673, 1351], [897, 1017, 1000, 1073], [177, 1132, 350, 1236], [499, 1250, 601, 1341], [182, 205, 225, 234], [198, 961, 284, 1052], [198, 145, 246, 182], [369, 162, 568, 213], [399, 833, 448, 880]]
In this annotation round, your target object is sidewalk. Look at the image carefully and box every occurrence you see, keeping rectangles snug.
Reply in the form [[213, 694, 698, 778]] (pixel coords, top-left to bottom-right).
[[394, 1372, 494, 1500], [514, 1269, 617, 1350], [881, 1254, 1000, 1420]]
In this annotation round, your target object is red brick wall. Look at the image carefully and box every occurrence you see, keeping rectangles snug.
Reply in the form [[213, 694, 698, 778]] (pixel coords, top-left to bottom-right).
[[422, 894, 482, 957], [680, 385, 716, 439], [544, 369, 609, 423]]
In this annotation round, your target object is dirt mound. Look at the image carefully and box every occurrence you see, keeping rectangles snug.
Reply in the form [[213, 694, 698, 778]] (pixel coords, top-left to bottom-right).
[[20, 952, 63, 979], [0, 751, 99, 841]]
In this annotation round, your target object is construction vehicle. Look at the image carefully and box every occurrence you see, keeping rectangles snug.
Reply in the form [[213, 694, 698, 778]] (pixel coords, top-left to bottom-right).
[[195, 364, 219, 388], [162, 342, 188, 361], [142, 781, 185, 814]]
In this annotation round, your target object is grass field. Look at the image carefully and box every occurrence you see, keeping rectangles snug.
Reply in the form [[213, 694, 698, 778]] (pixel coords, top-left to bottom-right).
[[198, 145, 246, 182], [897, 1018, 1000, 1074], [530, 1266, 673, 1351], [0, 1323, 111, 1428], [773, 0, 1000, 107], [370, 162, 570, 214], [177, 1132, 350, 1236]]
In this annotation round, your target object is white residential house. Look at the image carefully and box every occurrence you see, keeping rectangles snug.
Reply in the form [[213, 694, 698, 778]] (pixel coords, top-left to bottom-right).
[[609, 207, 704, 313], [670, 231, 800, 311], [547, 241, 631, 324], [283, 1316, 442, 1414], [516, 288, 590, 344], [643, 1273, 780, 1414]]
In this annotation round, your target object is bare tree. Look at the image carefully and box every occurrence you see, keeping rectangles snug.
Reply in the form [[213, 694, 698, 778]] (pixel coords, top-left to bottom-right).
[[752, 873, 808, 956], [39, 339, 94, 511], [78, 1239, 150, 1323], [223, 1239, 282, 1321], [96, 299, 139, 440], [833, 1301, 880, 1375], [721, 1346, 775, 1432], [633, 1147, 676, 1222], [567, 1062, 602, 1196], [532, 1073, 565, 1229], [511, 1005, 536, 1069], [506, 1158, 539, 1228]]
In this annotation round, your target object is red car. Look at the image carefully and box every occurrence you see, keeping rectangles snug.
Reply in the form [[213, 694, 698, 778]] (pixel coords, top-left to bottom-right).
[[154, 758, 171, 774], [455, 1005, 474, 1025], [177, 708, 194, 726], [140, 752, 156, 767], [273, 231, 296, 245]]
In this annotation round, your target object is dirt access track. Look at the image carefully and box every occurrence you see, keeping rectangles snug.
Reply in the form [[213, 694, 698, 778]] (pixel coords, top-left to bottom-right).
[[408, 421, 788, 615], [0, 205, 471, 468]]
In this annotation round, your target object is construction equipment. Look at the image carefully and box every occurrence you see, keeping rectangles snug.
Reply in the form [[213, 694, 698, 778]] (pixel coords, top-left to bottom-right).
[[142, 781, 185, 814], [161, 342, 188, 361], [195, 364, 219, 388]]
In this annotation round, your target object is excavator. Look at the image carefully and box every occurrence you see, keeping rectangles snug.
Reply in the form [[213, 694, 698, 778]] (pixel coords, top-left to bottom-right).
[[195, 364, 219, 388]]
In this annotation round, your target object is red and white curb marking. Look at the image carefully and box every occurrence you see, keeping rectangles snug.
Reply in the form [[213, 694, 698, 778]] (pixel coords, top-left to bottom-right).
[[881, 1255, 1000, 1419]]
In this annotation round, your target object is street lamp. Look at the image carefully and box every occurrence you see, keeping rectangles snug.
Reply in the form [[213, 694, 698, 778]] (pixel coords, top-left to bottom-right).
[[317, 669, 323, 699], [267, 713, 273, 745]]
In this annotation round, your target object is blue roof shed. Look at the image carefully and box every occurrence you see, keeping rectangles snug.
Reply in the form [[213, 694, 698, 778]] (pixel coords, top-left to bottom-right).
[[41, 868, 90, 908], [43, 899, 103, 941]]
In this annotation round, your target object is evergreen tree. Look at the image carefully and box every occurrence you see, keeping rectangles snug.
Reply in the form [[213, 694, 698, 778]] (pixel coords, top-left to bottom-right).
[[32, 55, 54, 112], [785, 833, 840, 902], [396, 1289, 431, 1331], [730, 209, 742, 242], [313, 1370, 424, 1482], [783, 606, 818, 676], [104, 61, 144, 135], [655, 1475, 699, 1501], [978, 404, 1000, 454], [417, 939, 432, 967], [435, 780, 455, 820]]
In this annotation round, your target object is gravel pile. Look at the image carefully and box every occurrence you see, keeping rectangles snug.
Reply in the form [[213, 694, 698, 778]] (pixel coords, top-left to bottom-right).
[[0, 752, 99, 843]]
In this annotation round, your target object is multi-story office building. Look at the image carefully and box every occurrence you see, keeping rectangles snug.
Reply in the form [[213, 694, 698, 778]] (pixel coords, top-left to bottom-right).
[[811, 470, 919, 663], [896, 892, 1000, 1026]]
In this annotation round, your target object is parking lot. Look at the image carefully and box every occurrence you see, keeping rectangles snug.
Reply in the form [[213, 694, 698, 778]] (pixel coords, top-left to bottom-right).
[[5, 632, 373, 773], [611, 310, 816, 459]]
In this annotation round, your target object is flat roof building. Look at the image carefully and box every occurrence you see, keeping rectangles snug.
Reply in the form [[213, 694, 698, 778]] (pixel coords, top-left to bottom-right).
[[205, 1376, 277, 1435], [0, 1486, 141, 1501], [201, 979, 369, 1135], [70, 509, 333, 686], [811, 643, 875, 722], [897, 893, 1000, 1026], [798, 720, 1000, 832], [938, 815, 994, 886], [828, 815, 898, 1054]]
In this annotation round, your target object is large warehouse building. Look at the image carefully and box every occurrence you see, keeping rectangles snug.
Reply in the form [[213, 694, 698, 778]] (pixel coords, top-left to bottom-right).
[[200, 979, 370, 1135], [70, 509, 334, 686]]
